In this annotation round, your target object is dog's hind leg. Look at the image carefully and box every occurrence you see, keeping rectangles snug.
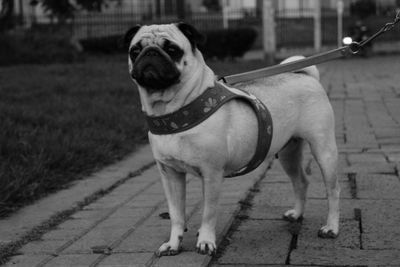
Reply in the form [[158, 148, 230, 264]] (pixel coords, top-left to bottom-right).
[[309, 130, 340, 238], [156, 162, 186, 256], [279, 138, 309, 222]]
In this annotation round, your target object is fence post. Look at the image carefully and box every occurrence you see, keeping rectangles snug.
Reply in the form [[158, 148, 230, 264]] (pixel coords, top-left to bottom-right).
[[222, 0, 229, 29], [177, 0, 185, 20], [337, 0, 344, 47], [262, 0, 276, 64], [313, 0, 321, 52]]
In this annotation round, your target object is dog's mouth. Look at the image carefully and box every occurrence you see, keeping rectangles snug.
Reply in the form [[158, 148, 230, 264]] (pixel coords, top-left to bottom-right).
[[131, 46, 181, 90]]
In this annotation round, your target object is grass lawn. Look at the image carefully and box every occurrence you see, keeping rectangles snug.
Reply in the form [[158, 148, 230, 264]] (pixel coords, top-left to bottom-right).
[[0, 55, 271, 217]]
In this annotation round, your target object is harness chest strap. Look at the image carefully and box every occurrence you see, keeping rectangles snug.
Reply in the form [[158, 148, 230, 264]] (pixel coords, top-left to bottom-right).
[[145, 82, 273, 177]]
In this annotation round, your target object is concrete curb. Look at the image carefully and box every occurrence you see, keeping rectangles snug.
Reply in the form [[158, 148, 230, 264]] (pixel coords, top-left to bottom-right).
[[0, 145, 155, 249]]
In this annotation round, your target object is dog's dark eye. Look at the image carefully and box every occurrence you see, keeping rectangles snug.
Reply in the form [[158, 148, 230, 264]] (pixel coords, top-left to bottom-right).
[[129, 45, 141, 61], [166, 46, 177, 53], [163, 41, 183, 62]]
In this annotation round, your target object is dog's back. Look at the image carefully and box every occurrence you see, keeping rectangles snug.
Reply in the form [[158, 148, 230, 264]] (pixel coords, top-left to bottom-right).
[[280, 55, 320, 81]]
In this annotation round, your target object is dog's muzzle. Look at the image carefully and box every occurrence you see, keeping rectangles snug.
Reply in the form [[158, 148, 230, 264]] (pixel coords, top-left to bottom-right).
[[131, 46, 181, 90]]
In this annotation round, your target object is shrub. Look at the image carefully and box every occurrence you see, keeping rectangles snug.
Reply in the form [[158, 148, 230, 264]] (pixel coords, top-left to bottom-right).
[[0, 27, 81, 66], [80, 35, 126, 54], [199, 27, 257, 60], [79, 27, 257, 59]]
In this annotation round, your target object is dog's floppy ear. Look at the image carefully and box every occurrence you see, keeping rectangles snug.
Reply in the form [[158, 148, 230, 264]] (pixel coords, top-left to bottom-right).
[[124, 25, 142, 47], [176, 22, 206, 51]]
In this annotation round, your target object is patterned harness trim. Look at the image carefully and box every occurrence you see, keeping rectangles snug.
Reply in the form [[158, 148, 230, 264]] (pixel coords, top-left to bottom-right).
[[145, 81, 273, 177]]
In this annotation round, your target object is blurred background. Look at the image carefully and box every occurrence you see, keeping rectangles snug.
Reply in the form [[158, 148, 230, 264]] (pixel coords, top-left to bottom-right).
[[1, 0, 400, 64], [0, 0, 399, 217]]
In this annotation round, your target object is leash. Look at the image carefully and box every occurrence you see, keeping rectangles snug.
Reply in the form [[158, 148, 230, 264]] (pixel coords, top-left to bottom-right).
[[222, 11, 400, 85]]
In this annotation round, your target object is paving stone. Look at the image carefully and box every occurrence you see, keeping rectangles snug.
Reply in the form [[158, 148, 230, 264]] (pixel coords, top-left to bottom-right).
[[64, 227, 131, 254], [290, 248, 400, 266], [154, 251, 209, 267], [303, 199, 357, 221], [346, 133, 378, 147], [247, 203, 290, 220], [338, 143, 373, 151], [98, 252, 154, 267], [252, 183, 295, 206], [144, 183, 165, 195], [42, 228, 83, 241], [71, 209, 112, 220], [377, 136, 400, 145], [348, 153, 388, 164], [3, 255, 49, 267], [337, 146, 364, 153], [57, 218, 96, 230], [261, 174, 290, 183], [356, 174, 400, 199], [343, 162, 396, 174], [83, 195, 135, 210], [107, 207, 156, 220], [359, 200, 400, 250], [217, 220, 292, 265], [124, 194, 166, 208], [296, 217, 359, 250], [381, 144, 400, 153], [44, 254, 99, 266], [114, 225, 169, 253], [19, 240, 66, 254], [307, 181, 351, 199], [363, 227, 400, 250], [94, 216, 147, 229]]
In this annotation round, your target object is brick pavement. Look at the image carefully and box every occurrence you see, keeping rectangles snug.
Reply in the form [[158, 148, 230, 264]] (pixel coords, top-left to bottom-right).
[[2, 55, 400, 267]]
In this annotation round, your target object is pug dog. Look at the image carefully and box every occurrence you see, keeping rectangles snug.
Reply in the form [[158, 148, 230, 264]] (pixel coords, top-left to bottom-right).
[[124, 23, 340, 256]]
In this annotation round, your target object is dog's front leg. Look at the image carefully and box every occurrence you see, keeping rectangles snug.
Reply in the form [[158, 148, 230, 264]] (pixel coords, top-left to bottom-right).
[[156, 162, 186, 256], [196, 170, 224, 255]]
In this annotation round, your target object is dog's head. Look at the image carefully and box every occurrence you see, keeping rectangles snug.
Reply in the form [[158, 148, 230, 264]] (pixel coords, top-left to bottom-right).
[[124, 23, 205, 91]]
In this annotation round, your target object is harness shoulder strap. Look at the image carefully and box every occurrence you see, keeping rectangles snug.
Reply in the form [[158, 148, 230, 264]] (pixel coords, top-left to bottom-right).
[[220, 83, 273, 177]]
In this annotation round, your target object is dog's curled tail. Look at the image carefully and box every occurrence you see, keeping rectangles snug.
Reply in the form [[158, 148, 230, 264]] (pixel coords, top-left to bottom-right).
[[280, 55, 320, 81]]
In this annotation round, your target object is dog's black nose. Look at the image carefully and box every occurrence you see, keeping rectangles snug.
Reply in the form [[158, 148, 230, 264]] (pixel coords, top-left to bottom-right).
[[145, 49, 160, 57]]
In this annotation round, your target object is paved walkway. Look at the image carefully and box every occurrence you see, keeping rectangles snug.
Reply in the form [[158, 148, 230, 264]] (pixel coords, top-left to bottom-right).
[[2, 55, 400, 266]]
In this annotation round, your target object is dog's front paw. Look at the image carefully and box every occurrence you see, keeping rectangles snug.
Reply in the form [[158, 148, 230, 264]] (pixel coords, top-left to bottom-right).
[[318, 225, 339, 239], [283, 209, 303, 222], [196, 240, 216, 256], [196, 230, 216, 256], [156, 239, 182, 257]]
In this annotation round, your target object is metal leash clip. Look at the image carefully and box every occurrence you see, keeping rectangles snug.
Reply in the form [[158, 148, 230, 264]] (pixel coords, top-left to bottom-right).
[[348, 10, 400, 54]]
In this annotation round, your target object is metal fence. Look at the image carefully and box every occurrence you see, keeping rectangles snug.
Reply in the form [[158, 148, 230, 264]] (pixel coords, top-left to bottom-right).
[[70, 8, 261, 40], [29, 6, 400, 49]]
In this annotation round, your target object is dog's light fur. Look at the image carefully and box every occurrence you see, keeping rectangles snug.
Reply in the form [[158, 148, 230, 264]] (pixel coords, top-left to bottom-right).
[[127, 24, 340, 256]]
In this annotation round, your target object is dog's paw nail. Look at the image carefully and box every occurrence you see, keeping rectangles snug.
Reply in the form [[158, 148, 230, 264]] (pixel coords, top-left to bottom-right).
[[156, 248, 181, 257], [318, 228, 338, 239], [283, 214, 303, 222], [196, 241, 216, 256], [157, 242, 182, 257]]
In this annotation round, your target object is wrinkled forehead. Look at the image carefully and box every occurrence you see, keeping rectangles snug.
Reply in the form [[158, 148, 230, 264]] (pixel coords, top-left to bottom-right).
[[131, 24, 188, 48]]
